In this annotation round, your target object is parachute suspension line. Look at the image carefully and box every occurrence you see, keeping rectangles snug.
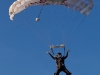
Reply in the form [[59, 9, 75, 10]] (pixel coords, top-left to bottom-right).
[[60, 7, 66, 44], [13, 21, 51, 74], [38, 6, 52, 47], [13, 20, 24, 29], [62, 8, 69, 45], [41, 25, 51, 46], [23, 20, 50, 47], [45, 8, 52, 46], [59, 9, 71, 52], [46, 26, 51, 46], [65, 16, 86, 44], [12, 20, 51, 47], [61, 8, 72, 45], [59, 8, 65, 44], [63, 8, 84, 45], [55, 7, 66, 44], [63, 9, 73, 45], [17, 10, 50, 47], [65, 9, 78, 45], [49, 8, 65, 56], [22, 7, 51, 47], [71, 16, 86, 35]]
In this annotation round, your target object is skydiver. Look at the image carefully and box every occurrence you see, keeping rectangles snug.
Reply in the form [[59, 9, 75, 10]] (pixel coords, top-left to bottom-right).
[[47, 50, 72, 75]]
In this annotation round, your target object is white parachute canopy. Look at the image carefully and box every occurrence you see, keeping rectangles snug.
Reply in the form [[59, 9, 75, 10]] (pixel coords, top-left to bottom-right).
[[9, 0, 40, 20], [9, 0, 94, 20]]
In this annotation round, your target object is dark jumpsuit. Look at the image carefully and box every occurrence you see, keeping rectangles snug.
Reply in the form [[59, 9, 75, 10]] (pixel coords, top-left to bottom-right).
[[49, 52, 71, 75]]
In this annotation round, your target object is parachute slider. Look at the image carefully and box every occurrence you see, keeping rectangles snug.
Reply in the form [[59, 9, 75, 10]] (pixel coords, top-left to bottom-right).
[[35, 18, 40, 21], [50, 44, 65, 49]]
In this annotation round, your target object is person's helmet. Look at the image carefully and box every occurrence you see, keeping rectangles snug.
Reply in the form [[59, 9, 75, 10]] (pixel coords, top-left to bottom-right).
[[57, 52, 62, 55], [57, 52, 62, 57]]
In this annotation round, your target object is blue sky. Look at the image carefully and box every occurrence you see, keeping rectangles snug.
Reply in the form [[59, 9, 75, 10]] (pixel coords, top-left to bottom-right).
[[0, 0, 100, 75]]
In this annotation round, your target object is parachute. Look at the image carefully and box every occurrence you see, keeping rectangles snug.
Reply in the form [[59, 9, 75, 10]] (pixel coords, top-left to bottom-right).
[[9, 0, 94, 20]]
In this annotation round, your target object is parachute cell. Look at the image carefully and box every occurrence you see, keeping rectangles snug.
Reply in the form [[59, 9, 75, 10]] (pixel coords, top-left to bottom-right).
[[9, 0, 94, 20]]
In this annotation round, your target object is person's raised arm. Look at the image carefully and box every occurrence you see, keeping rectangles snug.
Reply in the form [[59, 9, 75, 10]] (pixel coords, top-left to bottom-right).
[[47, 51, 56, 60], [63, 50, 69, 59]]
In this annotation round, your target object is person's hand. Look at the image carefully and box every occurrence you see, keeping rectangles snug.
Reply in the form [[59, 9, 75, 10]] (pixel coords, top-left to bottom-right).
[[66, 49, 70, 52], [46, 51, 50, 54]]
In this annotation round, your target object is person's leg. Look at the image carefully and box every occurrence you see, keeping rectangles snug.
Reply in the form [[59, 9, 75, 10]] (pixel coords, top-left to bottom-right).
[[63, 66, 72, 75], [54, 68, 61, 75]]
